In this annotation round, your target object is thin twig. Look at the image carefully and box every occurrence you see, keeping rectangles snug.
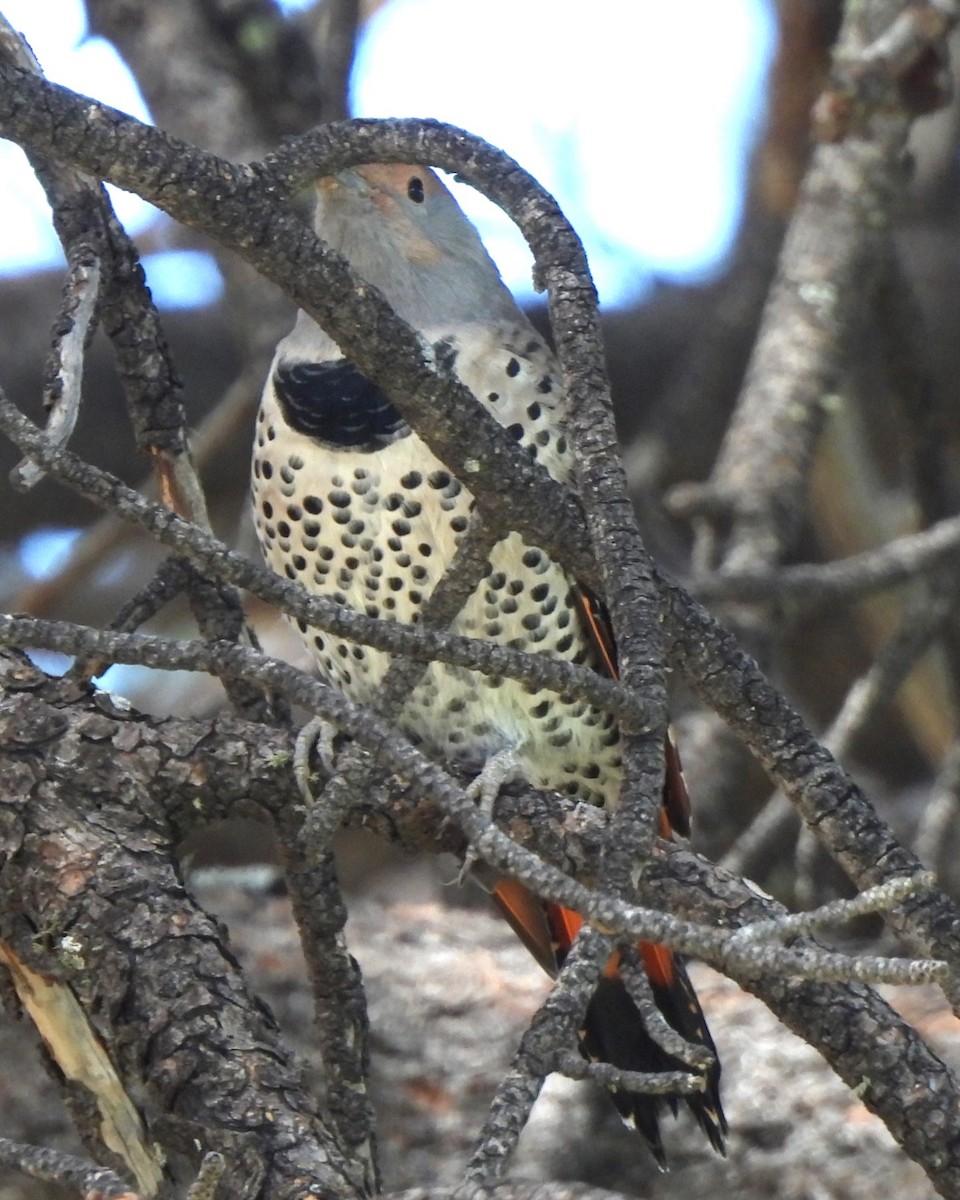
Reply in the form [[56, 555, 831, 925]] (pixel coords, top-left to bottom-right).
[[721, 574, 954, 884], [550, 1049, 704, 1097], [11, 244, 101, 490], [465, 929, 613, 1181], [915, 739, 960, 872], [0, 1138, 137, 1200], [690, 511, 960, 610], [618, 949, 716, 1070], [185, 1152, 226, 1200]]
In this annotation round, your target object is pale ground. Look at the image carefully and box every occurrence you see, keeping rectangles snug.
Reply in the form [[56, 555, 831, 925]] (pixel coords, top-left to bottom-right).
[[0, 845, 953, 1200]]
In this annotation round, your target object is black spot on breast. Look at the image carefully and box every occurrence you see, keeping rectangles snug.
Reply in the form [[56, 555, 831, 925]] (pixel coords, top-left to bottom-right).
[[537, 376, 554, 394], [506, 358, 520, 378], [273, 359, 407, 449]]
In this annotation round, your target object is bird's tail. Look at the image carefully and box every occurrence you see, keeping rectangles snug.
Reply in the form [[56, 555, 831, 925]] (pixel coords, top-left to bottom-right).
[[491, 879, 726, 1166]]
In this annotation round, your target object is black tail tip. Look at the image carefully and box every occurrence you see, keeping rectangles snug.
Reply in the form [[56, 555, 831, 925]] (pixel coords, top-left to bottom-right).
[[614, 1091, 727, 1168]]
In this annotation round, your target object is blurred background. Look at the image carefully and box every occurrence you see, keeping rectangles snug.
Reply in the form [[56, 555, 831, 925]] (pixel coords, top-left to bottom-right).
[[3, 0, 960, 900], [4, 2, 960, 1195]]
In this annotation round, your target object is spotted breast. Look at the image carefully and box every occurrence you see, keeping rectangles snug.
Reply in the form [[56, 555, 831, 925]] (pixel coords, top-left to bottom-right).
[[252, 163, 725, 1165], [253, 313, 621, 804]]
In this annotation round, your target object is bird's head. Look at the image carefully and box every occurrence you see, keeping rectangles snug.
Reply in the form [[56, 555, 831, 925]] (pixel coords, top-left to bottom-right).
[[313, 164, 518, 327]]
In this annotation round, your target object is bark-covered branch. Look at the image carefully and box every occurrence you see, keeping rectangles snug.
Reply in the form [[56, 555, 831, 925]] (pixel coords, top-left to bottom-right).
[[2, 646, 960, 1195], [3, 5, 960, 1195]]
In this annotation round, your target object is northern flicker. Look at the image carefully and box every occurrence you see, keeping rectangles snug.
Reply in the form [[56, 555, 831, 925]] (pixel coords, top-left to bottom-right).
[[252, 163, 726, 1165]]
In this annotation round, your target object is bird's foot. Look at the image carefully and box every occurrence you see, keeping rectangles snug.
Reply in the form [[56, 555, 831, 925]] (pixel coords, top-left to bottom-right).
[[294, 715, 339, 803], [455, 747, 522, 884]]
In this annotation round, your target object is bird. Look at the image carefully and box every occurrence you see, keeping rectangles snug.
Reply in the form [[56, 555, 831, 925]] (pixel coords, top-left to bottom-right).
[[252, 162, 726, 1166]]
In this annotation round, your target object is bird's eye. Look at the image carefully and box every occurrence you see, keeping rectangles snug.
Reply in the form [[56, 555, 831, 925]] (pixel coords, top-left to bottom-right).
[[407, 176, 425, 204]]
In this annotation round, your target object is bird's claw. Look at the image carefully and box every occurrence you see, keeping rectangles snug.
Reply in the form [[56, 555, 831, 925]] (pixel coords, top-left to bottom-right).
[[455, 747, 521, 884]]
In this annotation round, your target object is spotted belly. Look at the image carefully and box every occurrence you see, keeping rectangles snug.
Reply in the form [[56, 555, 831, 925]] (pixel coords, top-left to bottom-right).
[[252, 391, 622, 806]]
